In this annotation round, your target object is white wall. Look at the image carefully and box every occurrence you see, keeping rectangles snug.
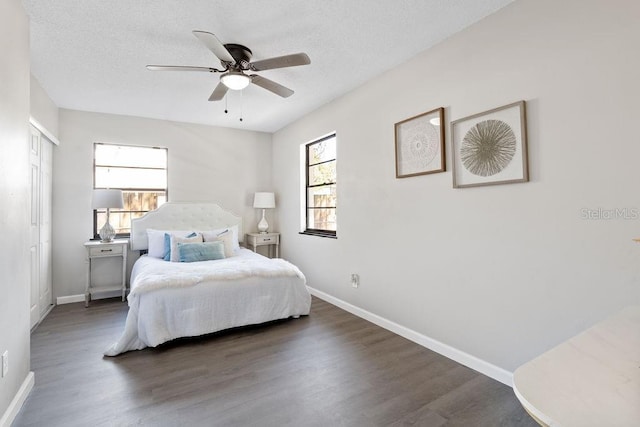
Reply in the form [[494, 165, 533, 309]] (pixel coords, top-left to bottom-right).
[[272, 0, 640, 373], [54, 109, 272, 299], [0, 0, 31, 419], [30, 76, 59, 138]]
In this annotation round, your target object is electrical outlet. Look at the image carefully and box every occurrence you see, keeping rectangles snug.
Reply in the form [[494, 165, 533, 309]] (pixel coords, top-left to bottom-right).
[[2, 350, 8, 377], [351, 273, 359, 288]]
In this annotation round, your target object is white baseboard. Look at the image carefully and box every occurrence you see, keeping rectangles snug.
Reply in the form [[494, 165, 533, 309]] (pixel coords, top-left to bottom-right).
[[307, 287, 513, 387], [56, 290, 123, 305], [0, 371, 34, 427], [56, 294, 84, 305]]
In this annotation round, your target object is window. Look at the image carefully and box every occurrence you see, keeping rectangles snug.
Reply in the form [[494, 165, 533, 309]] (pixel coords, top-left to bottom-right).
[[303, 133, 336, 237], [93, 143, 168, 238]]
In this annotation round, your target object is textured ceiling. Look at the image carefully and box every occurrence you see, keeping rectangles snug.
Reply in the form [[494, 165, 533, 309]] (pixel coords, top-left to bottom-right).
[[22, 0, 514, 133]]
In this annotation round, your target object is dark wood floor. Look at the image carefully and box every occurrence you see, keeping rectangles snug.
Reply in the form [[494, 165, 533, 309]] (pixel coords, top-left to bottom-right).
[[14, 297, 536, 427]]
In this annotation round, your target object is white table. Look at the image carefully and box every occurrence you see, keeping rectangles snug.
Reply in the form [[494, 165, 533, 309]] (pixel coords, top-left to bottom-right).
[[245, 232, 280, 258], [84, 239, 128, 307], [513, 305, 640, 426]]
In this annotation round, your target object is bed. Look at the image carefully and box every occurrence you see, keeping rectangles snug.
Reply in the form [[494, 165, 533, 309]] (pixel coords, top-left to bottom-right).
[[104, 202, 311, 356]]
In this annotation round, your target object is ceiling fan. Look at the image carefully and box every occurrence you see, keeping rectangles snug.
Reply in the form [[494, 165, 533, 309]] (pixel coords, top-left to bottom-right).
[[147, 30, 310, 102]]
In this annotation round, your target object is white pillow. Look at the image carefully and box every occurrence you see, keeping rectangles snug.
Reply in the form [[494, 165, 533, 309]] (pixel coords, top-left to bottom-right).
[[200, 225, 240, 251], [228, 225, 240, 250], [146, 229, 192, 258], [170, 234, 203, 262], [203, 229, 235, 258]]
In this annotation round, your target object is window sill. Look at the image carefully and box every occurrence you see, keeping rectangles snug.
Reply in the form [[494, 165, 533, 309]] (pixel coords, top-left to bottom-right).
[[91, 234, 131, 241], [299, 231, 337, 239]]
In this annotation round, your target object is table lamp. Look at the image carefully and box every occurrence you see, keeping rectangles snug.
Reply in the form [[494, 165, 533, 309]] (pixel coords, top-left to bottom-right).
[[253, 192, 275, 233], [92, 189, 124, 242]]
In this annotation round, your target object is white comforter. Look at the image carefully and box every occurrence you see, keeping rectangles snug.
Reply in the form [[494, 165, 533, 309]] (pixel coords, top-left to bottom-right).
[[104, 249, 311, 356]]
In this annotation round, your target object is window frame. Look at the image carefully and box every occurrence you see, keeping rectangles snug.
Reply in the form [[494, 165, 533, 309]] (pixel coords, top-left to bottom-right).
[[93, 142, 168, 239], [301, 133, 337, 238]]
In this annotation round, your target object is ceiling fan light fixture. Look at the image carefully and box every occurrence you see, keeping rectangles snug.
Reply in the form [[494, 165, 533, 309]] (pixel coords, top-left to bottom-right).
[[221, 72, 251, 90]]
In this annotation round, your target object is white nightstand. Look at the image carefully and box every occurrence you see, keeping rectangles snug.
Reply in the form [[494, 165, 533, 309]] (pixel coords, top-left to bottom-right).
[[245, 232, 280, 258], [84, 239, 128, 307]]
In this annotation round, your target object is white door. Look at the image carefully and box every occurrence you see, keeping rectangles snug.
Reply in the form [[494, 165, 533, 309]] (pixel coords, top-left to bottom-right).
[[39, 136, 53, 317], [29, 126, 41, 329]]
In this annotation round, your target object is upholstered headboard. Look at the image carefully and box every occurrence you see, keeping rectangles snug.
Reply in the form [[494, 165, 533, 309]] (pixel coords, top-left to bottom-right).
[[130, 202, 243, 251]]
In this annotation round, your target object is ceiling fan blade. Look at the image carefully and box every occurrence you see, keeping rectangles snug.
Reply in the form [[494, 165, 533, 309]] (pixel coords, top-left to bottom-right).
[[250, 75, 294, 98], [146, 65, 218, 72], [208, 82, 229, 101], [192, 31, 235, 63], [250, 53, 310, 71]]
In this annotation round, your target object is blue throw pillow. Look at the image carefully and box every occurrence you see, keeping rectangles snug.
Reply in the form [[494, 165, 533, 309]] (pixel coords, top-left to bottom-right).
[[177, 241, 225, 263], [163, 232, 197, 261]]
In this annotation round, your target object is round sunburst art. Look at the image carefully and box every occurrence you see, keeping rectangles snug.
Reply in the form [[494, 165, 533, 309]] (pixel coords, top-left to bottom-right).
[[460, 119, 516, 177]]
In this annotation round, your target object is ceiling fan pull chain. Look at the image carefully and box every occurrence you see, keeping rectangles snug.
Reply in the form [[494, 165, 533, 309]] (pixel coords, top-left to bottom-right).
[[224, 95, 228, 114], [239, 90, 243, 122]]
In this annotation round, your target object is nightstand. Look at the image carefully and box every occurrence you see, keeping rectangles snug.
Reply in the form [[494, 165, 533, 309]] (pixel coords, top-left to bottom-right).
[[84, 239, 128, 307], [245, 232, 280, 258]]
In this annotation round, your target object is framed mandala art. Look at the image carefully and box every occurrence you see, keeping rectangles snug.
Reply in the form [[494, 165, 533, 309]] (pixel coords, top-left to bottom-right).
[[394, 107, 445, 178], [451, 100, 528, 188]]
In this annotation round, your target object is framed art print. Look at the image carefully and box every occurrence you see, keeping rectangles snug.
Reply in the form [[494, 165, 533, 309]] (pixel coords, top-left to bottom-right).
[[451, 100, 528, 188], [394, 107, 445, 178]]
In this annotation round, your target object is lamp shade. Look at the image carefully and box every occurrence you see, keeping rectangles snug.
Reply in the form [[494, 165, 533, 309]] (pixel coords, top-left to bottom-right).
[[253, 192, 275, 209], [92, 189, 124, 209]]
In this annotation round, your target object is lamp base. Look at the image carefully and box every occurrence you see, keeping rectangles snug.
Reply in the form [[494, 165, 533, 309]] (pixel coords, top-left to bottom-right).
[[99, 221, 116, 243], [257, 208, 269, 233]]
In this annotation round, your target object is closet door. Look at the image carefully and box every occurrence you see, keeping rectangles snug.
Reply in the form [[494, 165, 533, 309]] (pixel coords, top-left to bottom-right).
[[29, 126, 41, 329], [39, 136, 53, 317], [29, 124, 54, 329]]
